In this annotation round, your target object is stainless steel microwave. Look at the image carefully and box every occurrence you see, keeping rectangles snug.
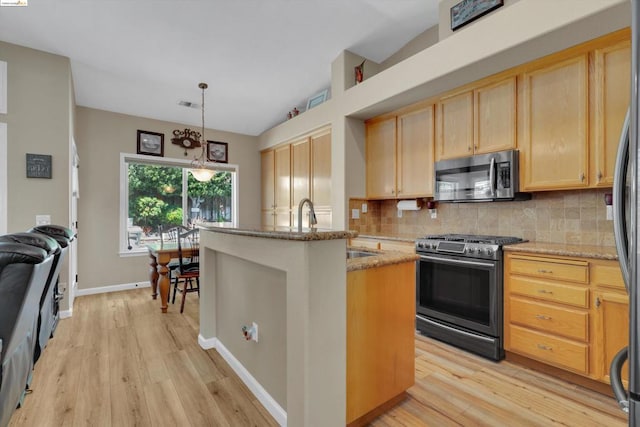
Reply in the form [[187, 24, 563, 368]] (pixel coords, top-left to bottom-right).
[[433, 150, 530, 202]]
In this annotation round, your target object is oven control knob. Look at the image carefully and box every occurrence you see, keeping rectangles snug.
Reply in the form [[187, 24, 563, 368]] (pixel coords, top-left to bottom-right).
[[417, 242, 424, 249], [485, 248, 494, 256]]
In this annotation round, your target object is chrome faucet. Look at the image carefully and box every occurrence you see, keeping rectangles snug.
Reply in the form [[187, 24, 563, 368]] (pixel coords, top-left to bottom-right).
[[297, 198, 318, 232]]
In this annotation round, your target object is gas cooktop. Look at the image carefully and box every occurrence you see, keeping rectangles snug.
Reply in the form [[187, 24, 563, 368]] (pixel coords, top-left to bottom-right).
[[415, 234, 526, 260]]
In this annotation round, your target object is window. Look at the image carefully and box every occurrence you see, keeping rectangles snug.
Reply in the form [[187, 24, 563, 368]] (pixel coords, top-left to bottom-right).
[[120, 153, 238, 255]]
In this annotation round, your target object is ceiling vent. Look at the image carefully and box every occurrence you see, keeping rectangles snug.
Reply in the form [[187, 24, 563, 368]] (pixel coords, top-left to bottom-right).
[[177, 100, 200, 109]]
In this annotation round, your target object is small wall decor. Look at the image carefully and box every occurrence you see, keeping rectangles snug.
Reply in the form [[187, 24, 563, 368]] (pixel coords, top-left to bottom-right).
[[137, 130, 164, 157], [170, 128, 201, 155], [354, 60, 365, 85], [450, 0, 503, 31], [207, 140, 228, 163], [306, 89, 329, 111], [26, 153, 52, 178]]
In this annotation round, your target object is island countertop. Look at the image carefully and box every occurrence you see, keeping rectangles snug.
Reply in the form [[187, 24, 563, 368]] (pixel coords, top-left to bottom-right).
[[347, 248, 418, 272], [199, 224, 358, 241]]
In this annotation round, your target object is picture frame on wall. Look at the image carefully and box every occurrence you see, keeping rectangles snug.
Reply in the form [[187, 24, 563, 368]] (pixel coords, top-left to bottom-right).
[[450, 0, 504, 31], [306, 89, 329, 111], [207, 140, 228, 163], [137, 130, 164, 157]]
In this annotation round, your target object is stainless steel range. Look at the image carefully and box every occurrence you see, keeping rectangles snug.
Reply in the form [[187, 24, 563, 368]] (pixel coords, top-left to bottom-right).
[[415, 234, 525, 361]]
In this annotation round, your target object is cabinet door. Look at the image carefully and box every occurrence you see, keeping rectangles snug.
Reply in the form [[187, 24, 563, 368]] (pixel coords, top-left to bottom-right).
[[520, 55, 589, 190], [397, 106, 435, 197], [291, 138, 310, 226], [366, 117, 396, 199], [436, 90, 473, 160], [261, 150, 275, 211], [474, 77, 516, 154], [592, 40, 631, 187], [274, 145, 291, 226], [593, 291, 629, 385], [311, 130, 331, 208]]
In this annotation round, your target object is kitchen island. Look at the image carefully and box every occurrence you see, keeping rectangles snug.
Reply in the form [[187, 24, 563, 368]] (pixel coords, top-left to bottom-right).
[[198, 226, 416, 426]]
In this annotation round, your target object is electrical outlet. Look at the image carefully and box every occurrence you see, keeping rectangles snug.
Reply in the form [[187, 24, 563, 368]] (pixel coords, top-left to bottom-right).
[[397, 209, 403, 218], [351, 209, 360, 219], [252, 322, 258, 342], [361, 203, 368, 213]]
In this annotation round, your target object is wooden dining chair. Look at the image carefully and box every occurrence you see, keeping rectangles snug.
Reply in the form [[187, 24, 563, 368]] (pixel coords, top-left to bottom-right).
[[160, 224, 189, 281], [172, 228, 200, 313]]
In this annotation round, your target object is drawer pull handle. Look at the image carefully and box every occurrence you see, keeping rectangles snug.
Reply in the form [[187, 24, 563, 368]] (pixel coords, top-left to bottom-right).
[[535, 314, 551, 320], [537, 344, 553, 351], [537, 269, 553, 274], [537, 289, 553, 294]]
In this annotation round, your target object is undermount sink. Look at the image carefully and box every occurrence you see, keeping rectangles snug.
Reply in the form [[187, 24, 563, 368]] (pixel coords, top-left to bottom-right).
[[347, 250, 378, 259]]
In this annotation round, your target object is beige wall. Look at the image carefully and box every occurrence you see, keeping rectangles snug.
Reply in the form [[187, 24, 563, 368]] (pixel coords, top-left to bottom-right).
[[0, 41, 72, 232], [75, 107, 260, 289], [379, 25, 439, 71]]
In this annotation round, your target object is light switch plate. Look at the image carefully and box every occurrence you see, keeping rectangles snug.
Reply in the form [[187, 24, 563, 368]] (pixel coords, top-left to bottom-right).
[[606, 205, 613, 220], [361, 203, 368, 213], [397, 209, 403, 218], [36, 215, 51, 225], [351, 209, 360, 219]]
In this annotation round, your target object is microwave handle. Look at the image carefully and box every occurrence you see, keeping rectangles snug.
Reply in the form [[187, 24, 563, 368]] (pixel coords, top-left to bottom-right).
[[489, 157, 496, 197]]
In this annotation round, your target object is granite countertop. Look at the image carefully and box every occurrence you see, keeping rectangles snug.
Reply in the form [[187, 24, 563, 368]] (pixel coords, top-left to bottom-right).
[[504, 241, 619, 260], [347, 247, 418, 272], [200, 224, 358, 241], [355, 234, 417, 243]]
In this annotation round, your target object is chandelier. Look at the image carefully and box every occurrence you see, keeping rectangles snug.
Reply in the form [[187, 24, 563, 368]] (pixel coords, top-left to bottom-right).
[[190, 82, 215, 182]]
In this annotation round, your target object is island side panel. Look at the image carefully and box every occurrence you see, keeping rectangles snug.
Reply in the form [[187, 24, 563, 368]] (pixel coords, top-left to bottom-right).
[[199, 229, 348, 427]]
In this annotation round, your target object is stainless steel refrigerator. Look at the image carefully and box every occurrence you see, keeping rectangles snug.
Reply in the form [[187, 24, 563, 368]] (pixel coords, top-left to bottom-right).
[[611, 1, 640, 423]]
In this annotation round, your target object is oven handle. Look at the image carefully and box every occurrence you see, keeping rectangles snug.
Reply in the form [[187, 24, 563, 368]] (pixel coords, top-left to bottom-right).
[[416, 315, 496, 343], [419, 254, 495, 268]]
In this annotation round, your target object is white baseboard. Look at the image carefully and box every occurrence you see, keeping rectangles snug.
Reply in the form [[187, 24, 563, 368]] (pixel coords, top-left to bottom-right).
[[59, 309, 73, 319], [198, 334, 287, 426], [75, 281, 150, 297]]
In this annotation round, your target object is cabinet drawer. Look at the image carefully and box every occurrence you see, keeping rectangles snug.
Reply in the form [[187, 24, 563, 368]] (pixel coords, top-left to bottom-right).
[[509, 257, 588, 283], [509, 325, 588, 374], [591, 262, 625, 290], [509, 276, 589, 308], [509, 297, 589, 342]]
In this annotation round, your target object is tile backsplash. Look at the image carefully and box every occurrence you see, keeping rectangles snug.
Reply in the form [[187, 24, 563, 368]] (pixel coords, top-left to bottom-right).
[[349, 189, 615, 246]]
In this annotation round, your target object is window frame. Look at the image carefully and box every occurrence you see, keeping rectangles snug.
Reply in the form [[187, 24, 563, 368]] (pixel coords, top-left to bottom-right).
[[119, 152, 239, 256]]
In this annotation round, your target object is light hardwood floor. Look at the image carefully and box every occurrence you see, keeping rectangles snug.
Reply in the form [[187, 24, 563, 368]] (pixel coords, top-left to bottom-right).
[[10, 288, 627, 426]]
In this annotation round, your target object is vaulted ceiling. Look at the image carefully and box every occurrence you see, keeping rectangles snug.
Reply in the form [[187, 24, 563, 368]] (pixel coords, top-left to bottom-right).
[[0, 0, 440, 135]]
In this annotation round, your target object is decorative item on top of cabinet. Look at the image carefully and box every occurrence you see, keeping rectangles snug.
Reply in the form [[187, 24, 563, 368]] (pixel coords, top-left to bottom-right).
[[591, 39, 631, 187], [519, 54, 589, 190]]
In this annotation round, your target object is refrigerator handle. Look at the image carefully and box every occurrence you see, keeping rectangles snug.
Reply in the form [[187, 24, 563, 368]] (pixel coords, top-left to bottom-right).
[[613, 108, 631, 290], [611, 346, 630, 413]]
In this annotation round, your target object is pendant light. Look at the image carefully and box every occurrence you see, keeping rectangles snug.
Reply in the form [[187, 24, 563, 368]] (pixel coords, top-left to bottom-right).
[[190, 82, 215, 182]]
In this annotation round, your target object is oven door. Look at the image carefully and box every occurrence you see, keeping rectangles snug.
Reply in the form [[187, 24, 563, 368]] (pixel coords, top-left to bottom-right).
[[416, 253, 501, 337]]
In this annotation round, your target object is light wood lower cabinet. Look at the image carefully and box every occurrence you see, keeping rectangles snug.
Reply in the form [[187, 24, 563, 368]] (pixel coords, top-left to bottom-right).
[[347, 261, 415, 425], [505, 252, 629, 384]]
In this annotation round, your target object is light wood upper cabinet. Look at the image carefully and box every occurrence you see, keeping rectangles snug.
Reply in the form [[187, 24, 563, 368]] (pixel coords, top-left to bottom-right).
[[474, 77, 517, 154], [261, 127, 332, 229], [397, 106, 435, 197], [436, 90, 474, 160], [311, 130, 331, 208], [520, 54, 589, 190], [261, 150, 275, 211], [592, 40, 631, 187], [291, 138, 310, 208], [366, 117, 397, 198]]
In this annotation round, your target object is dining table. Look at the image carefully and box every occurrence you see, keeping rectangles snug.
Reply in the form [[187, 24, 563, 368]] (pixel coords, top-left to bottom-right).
[[146, 242, 198, 313]]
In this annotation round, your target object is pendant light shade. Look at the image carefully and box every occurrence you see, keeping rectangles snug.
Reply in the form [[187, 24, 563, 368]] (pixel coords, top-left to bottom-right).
[[190, 82, 214, 182]]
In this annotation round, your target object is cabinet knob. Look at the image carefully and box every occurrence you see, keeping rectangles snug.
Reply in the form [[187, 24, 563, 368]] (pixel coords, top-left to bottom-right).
[[474, 145, 478, 151], [537, 344, 553, 351], [595, 297, 601, 308], [579, 173, 585, 182], [537, 269, 553, 274], [468, 146, 472, 152], [535, 314, 551, 320], [537, 289, 553, 294], [597, 171, 603, 182]]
